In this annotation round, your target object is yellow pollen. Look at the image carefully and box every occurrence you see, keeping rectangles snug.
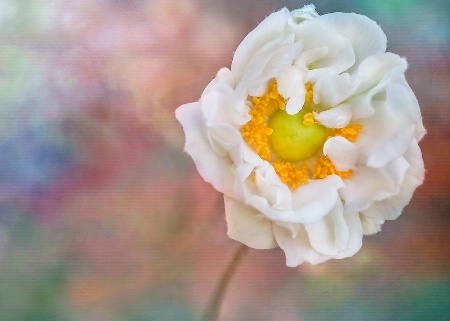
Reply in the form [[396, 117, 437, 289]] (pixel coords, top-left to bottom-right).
[[331, 124, 363, 142], [305, 82, 314, 103], [240, 80, 285, 161], [240, 79, 362, 190], [312, 155, 353, 180], [272, 161, 309, 189], [303, 112, 315, 126]]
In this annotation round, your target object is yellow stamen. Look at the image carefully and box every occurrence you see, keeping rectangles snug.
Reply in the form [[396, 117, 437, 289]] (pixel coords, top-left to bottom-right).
[[305, 82, 314, 103], [331, 124, 362, 142], [302, 112, 315, 126], [312, 155, 353, 180], [272, 161, 309, 189], [240, 80, 285, 161]]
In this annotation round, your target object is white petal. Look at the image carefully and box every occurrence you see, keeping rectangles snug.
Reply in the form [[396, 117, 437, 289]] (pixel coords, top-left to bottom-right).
[[175, 103, 238, 197], [291, 18, 355, 80], [231, 8, 290, 77], [224, 196, 277, 249], [361, 139, 424, 221], [357, 81, 419, 168], [201, 84, 249, 126], [353, 53, 407, 100], [273, 224, 330, 267], [333, 212, 363, 259], [397, 76, 426, 142], [347, 53, 407, 120], [276, 65, 306, 115], [253, 162, 292, 210], [235, 34, 303, 98], [294, 47, 329, 69], [360, 215, 384, 235], [365, 124, 415, 169], [313, 73, 353, 106], [289, 4, 318, 23], [247, 174, 344, 224], [323, 136, 359, 172], [305, 200, 348, 255], [341, 155, 410, 213], [320, 12, 387, 73], [313, 104, 352, 128]]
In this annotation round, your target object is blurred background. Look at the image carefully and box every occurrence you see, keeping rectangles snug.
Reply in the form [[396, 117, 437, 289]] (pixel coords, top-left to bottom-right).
[[0, 0, 449, 320]]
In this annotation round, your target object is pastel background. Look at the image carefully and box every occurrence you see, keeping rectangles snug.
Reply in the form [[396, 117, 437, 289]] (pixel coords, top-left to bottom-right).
[[0, 0, 449, 320]]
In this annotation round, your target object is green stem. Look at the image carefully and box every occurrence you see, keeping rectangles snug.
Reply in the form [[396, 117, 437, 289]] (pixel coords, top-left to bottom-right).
[[201, 244, 248, 321]]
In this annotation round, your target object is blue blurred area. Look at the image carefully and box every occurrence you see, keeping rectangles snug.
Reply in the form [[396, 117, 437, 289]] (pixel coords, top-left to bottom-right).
[[0, 124, 74, 197]]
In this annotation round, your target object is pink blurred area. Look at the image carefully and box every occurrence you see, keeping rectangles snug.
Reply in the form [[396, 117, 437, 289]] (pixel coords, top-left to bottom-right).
[[0, 0, 449, 320]]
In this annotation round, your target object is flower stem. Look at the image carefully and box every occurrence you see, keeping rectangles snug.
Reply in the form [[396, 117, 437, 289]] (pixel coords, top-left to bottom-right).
[[201, 244, 248, 321]]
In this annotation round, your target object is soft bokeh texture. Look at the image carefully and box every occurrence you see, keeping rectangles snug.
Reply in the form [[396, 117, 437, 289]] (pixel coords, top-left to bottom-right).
[[0, 0, 448, 320]]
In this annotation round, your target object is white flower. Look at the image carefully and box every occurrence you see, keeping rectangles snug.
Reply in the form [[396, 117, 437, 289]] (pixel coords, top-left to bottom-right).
[[175, 5, 425, 267]]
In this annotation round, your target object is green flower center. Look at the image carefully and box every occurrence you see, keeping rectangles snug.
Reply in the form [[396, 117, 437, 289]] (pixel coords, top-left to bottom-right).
[[268, 108, 327, 162]]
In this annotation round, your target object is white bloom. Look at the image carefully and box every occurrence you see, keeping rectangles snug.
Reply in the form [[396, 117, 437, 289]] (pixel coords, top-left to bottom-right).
[[176, 5, 425, 267]]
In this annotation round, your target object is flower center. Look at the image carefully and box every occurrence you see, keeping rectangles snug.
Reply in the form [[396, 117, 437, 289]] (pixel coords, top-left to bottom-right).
[[240, 80, 361, 189], [268, 108, 327, 162]]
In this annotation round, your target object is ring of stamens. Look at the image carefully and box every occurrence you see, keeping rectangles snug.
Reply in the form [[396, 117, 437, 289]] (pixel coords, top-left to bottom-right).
[[240, 79, 362, 189]]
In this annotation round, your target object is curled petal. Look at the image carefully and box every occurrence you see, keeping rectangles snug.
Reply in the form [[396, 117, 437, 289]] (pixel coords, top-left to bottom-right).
[[292, 18, 355, 80], [247, 174, 344, 225], [231, 8, 290, 77], [320, 12, 387, 73], [305, 200, 348, 256], [323, 136, 359, 171], [348, 53, 408, 120], [175, 103, 238, 198], [273, 223, 331, 267], [341, 156, 410, 213], [277, 65, 306, 114], [225, 196, 277, 249], [290, 4, 318, 23], [333, 212, 363, 259], [361, 139, 424, 221], [357, 81, 421, 168], [360, 215, 384, 235], [313, 73, 353, 106], [313, 104, 352, 128]]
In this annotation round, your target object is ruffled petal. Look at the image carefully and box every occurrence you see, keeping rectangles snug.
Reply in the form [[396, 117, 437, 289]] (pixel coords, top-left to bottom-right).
[[360, 215, 384, 235], [357, 81, 419, 168], [235, 33, 303, 98], [273, 223, 330, 266], [291, 18, 355, 80], [274, 210, 363, 266], [231, 8, 290, 76], [347, 52, 407, 120], [253, 162, 292, 210], [247, 174, 344, 224], [333, 212, 363, 259], [319, 12, 387, 73], [340, 155, 410, 213], [175, 103, 238, 197], [225, 196, 277, 249], [201, 82, 249, 126], [361, 139, 424, 221], [305, 200, 348, 255], [313, 73, 353, 107], [323, 136, 359, 171], [289, 4, 319, 24]]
